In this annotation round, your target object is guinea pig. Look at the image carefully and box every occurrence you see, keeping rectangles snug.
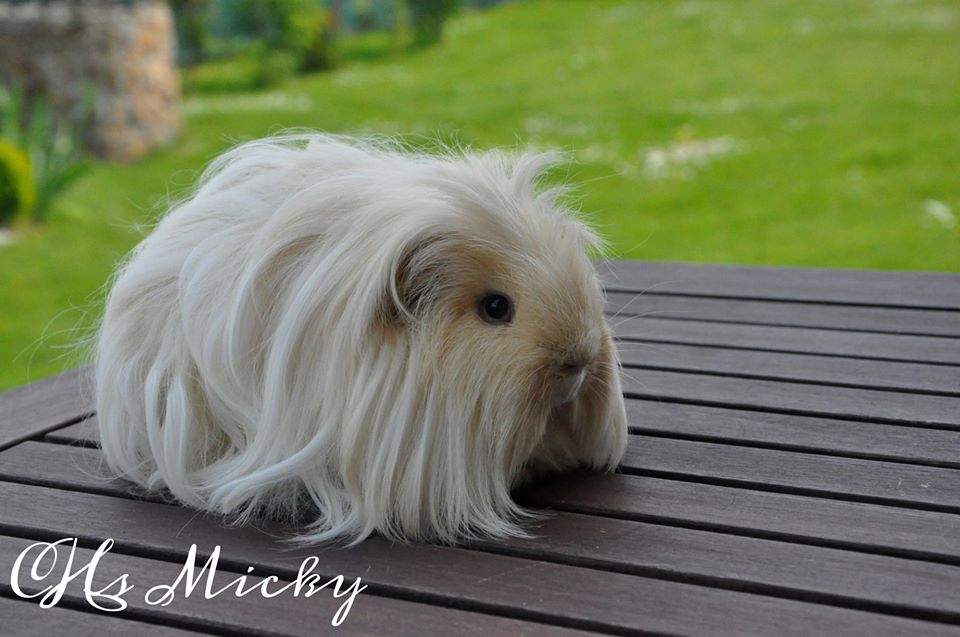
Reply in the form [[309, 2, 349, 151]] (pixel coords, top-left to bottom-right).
[[95, 134, 628, 544]]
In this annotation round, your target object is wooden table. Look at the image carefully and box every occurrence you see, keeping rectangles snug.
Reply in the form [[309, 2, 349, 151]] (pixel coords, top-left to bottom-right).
[[2, 260, 959, 635]]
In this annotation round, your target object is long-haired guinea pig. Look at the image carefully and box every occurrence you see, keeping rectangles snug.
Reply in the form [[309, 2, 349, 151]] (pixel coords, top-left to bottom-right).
[[95, 134, 628, 544]]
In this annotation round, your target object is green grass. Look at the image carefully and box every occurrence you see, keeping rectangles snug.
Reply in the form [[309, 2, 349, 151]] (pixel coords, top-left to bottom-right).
[[2, 0, 959, 390]]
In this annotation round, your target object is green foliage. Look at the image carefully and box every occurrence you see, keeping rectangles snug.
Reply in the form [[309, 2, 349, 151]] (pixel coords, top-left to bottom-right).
[[0, 140, 34, 224], [169, 0, 215, 65], [0, 85, 88, 224], [355, 0, 379, 32], [405, 0, 458, 47], [254, 48, 301, 87], [292, 8, 338, 72], [182, 54, 263, 93], [233, 0, 338, 81], [233, 0, 304, 45], [339, 29, 404, 63]]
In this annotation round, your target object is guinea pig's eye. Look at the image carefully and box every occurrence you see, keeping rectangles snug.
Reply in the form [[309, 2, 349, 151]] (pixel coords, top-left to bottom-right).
[[477, 292, 513, 325]]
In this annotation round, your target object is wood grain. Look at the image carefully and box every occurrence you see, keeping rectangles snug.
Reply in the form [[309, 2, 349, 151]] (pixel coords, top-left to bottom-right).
[[604, 291, 960, 337], [617, 341, 960, 395], [0, 595, 201, 637], [625, 400, 960, 468], [614, 316, 960, 365], [520, 472, 960, 564], [599, 261, 960, 310], [7, 260, 960, 634], [5, 441, 960, 575], [621, 436, 960, 513], [0, 535, 578, 637], [0, 481, 955, 636], [0, 367, 91, 452], [46, 402, 960, 472], [34, 423, 960, 510], [618, 368, 960, 427], [472, 510, 960, 623]]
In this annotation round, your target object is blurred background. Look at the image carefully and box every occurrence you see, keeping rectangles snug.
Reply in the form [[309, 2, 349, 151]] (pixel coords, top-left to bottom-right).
[[0, 0, 957, 390]]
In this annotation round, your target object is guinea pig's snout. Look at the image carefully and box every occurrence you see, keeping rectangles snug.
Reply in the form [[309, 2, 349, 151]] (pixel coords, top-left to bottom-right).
[[559, 360, 588, 376], [552, 356, 591, 404]]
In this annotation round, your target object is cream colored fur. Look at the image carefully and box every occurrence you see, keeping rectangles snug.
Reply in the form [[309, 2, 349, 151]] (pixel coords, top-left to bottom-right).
[[95, 134, 628, 544]]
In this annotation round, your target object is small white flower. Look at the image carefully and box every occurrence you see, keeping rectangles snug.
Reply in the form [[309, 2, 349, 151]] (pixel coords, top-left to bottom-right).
[[642, 136, 743, 180], [923, 200, 956, 229], [795, 18, 815, 35]]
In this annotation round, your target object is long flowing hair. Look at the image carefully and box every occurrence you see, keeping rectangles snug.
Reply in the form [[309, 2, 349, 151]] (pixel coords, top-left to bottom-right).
[[95, 134, 628, 544]]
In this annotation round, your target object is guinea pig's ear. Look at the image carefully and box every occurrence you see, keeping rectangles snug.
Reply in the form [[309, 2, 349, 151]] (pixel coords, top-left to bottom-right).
[[383, 234, 449, 325]]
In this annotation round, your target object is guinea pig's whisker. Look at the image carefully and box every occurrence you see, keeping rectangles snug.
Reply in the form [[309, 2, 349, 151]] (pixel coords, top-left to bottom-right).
[[607, 309, 666, 330], [604, 290, 656, 322], [615, 340, 674, 358]]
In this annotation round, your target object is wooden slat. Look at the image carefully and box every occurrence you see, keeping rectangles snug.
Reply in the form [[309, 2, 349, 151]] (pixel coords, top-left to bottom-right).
[[618, 368, 960, 428], [621, 437, 960, 513], [14, 432, 960, 524], [0, 367, 91, 451], [625, 400, 960, 468], [599, 261, 960, 310], [9, 442, 960, 621], [50, 373, 960, 448], [617, 341, 959, 395], [0, 481, 955, 636], [8, 260, 960, 634], [46, 407, 960, 475], [604, 291, 960, 337], [615, 316, 960, 365], [0, 595, 199, 637], [44, 418, 99, 446], [0, 441, 151, 500], [0, 536, 574, 637], [519, 472, 960, 565], [472, 511, 960, 623], [6, 441, 960, 627]]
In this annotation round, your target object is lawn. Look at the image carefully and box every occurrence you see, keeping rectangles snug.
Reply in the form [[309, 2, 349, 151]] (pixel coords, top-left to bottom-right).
[[1, 0, 958, 390]]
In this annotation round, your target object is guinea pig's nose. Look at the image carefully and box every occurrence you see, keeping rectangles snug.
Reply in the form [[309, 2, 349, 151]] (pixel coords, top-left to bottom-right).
[[558, 353, 591, 376], [559, 361, 587, 376], [554, 358, 589, 404]]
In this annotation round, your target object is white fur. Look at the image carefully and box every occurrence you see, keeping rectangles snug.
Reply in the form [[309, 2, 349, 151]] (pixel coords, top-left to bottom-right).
[[95, 134, 628, 544]]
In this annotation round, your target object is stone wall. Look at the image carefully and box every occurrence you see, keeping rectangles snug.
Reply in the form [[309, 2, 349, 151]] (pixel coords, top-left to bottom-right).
[[0, 0, 181, 162]]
